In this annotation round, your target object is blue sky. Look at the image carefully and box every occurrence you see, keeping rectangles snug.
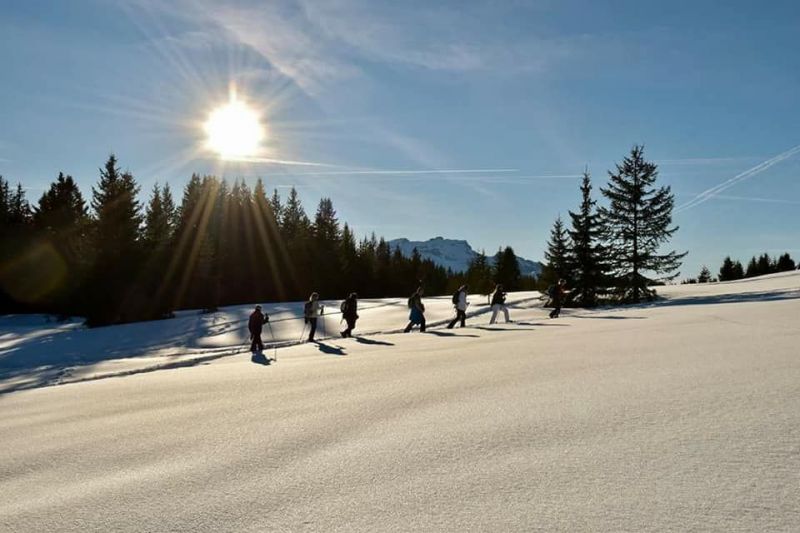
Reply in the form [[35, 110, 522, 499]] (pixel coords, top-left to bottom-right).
[[1, 0, 798, 278]]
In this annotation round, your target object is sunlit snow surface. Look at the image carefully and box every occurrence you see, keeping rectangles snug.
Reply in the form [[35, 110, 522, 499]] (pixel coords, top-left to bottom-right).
[[1, 272, 798, 531]]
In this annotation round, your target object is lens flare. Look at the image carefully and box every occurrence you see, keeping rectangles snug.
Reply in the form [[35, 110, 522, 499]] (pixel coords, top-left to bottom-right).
[[204, 97, 264, 160]]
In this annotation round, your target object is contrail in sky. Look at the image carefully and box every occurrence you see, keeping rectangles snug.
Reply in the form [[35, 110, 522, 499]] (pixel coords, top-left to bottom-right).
[[676, 144, 800, 213], [283, 168, 520, 176]]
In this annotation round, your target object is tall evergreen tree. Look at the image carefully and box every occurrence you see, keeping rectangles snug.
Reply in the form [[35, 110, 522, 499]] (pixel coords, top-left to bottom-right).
[[599, 145, 686, 302], [33, 173, 88, 233], [0, 178, 35, 313], [87, 154, 143, 324], [542, 216, 570, 287], [466, 250, 493, 294], [567, 169, 606, 307], [744, 256, 759, 278], [732, 260, 744, 280], [756, 253, 772, 276], [698, 265, 712, 283], [719, 256, 735, 281], [30, 173, 91, 315], [143, 184, 173, 249], [312, 197, 341, 295], [776, 252, 796, 272], [494, 246, 522, 292]]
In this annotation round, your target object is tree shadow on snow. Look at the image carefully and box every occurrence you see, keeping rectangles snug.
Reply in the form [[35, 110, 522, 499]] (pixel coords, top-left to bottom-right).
[[314, 341, 346, 356], [425, 330, 480, 338], [514, 321, 571, 327], [354, 337, 394, 346], [572, 315, 647, 320], [472, 325, 536, 331], [655, 289, 800, 308]]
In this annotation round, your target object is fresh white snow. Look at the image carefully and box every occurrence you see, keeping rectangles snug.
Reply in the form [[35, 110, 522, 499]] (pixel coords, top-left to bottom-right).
[[0, 272, 798, 531]]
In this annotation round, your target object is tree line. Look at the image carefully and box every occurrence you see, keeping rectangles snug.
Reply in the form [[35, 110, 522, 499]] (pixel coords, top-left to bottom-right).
[[0, 155, 530, 326], [540, 145, 686, 306], [685, 252, 798, 284]]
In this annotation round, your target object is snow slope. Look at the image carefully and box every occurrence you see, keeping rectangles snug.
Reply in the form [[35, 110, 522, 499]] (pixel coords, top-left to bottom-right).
[[0, 272, 798, 531], [0, 292, 542, 393]]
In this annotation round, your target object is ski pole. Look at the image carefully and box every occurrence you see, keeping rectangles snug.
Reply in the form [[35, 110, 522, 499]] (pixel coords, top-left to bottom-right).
[[267, 322, 277, 361], [298, 321, 307, 342]]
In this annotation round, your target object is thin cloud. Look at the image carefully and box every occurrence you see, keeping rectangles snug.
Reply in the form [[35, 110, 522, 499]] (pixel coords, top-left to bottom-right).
[[681, 193, 800, 206], [676, 144, 800, 213]]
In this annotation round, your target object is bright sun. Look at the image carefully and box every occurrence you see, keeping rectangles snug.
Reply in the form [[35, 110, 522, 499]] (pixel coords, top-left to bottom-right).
[[204, 97, 264, 160]]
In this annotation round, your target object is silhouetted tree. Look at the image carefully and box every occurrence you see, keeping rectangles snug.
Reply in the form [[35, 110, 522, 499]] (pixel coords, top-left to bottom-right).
[[86, 155, 143, 325], [494, 246, 522, 292], [698, 265, 712, 283], [542, 216, 570, 288], [776, 253, 796, 272], [567, 169, 606, 306]]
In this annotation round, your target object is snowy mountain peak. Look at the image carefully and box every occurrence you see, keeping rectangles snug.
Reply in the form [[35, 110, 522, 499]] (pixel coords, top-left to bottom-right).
[[387, 237, 543, 276]]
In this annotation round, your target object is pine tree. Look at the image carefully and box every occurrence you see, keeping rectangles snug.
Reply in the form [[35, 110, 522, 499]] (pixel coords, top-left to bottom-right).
[[744, 256, 758, 278], [466, 251, 493, 294], [567, 169, 606, 307], [756, 253, 772, 276], [494, 246, 522, 292], [143, 184, 170, 249], [87, 154, 143, 325], [718, 256, 735, 281], [312, 197, 341, 295], [732, 260, 744, 280], [269, 188, 283, 228], [599, 145, 686, 302], [0, 178, 35, 313], [776, 253, 796, 272], [31, 173, 91, 315], [33, 173, 88, 233], [543, 216, 570, 287], [698, 265, 712, 283]]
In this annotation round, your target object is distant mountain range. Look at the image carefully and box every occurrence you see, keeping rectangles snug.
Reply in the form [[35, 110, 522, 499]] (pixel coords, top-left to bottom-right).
[[388, 237, 543, 277]]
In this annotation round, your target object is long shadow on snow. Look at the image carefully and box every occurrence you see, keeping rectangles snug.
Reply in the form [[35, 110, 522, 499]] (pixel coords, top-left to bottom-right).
[[354, 337, 394, 346], [313, 341, 346, 356], [0, 309, 257, 394], [471, 326, 537, 332], [425, 330, 480, 338], [653, 289, 800, 308]]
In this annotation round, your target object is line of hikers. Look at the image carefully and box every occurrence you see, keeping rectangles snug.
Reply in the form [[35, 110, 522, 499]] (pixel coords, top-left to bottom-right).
[[248, 279, 568, 352]]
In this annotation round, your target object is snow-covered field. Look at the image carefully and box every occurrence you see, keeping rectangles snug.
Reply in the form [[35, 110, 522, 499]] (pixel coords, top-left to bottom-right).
[[1, 272, 799, 531]]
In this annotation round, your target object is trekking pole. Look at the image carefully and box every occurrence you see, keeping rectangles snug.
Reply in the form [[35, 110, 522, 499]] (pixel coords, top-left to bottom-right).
[[267, 322, 277, 361]]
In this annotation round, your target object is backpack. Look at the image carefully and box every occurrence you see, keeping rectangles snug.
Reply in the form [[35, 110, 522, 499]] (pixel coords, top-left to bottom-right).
[[451, 290, 460, 305], [340, 301, 347, 313], [547, 285, 556, 298], [304, 301, 312, 318]]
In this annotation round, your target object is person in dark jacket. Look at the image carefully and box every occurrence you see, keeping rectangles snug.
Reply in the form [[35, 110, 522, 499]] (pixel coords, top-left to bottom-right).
[[489, 283, 511, 324], [549, 279, 567, 319], [340, 292, 359, 338], [404, 287, 426, 333], [248, 305, 269, 352]]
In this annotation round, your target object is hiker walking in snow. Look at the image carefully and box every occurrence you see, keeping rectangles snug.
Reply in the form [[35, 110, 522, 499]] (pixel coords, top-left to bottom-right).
[[340, 292, 359, 338], [447, 284, 469, 329], [549, 279, 567, 319], [248, 305, 270, 352], [304, 292, 323, 342], [404, 287, 426, 333], [489, 283, 511, 324]]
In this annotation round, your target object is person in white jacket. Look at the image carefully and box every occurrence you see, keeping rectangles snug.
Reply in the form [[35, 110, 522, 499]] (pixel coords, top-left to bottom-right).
[[446, 284, 469, 329]]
